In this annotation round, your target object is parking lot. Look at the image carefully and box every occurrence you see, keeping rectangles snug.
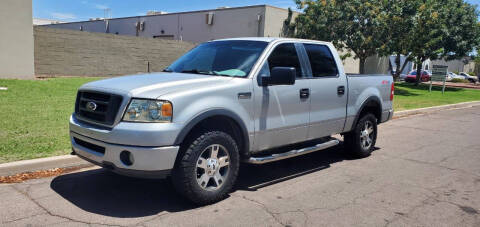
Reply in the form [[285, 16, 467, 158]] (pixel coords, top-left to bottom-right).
[[1, 105, 480, 226]]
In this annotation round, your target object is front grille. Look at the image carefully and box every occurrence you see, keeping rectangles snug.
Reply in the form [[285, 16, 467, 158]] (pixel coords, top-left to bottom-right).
[[75, 91, 123, 126], [73, 137, 106, 154]]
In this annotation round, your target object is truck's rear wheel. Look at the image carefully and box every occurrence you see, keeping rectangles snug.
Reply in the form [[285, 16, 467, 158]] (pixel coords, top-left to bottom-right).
[[344, 113, 377, 158], [172, 131, 239, 205]]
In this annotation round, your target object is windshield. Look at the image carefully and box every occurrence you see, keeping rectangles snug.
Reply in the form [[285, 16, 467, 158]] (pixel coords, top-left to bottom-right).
[[165, 40, 268, 77]]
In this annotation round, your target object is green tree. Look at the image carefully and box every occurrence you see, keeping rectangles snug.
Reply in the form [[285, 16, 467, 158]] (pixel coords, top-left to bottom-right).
[[292, 0, 389, 73], [379, 0, 419, 81], [410, 0, 480, 85], [287, 0, 480, 80], [380, 0, 480, 84]]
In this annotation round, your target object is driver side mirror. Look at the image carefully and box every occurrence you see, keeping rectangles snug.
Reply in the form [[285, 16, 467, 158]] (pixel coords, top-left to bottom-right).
[[261, 67, 296, 86]]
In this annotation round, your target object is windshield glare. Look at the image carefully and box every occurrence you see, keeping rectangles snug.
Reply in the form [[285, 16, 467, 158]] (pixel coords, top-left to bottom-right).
[[165, 40, 268, 77]]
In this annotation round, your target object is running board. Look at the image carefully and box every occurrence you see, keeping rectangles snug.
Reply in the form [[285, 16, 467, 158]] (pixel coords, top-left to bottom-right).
[[246, 139, 340, 164]]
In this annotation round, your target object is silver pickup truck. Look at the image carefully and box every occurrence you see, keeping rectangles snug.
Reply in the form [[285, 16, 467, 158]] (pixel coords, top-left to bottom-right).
[[70, 38, 394, 204]]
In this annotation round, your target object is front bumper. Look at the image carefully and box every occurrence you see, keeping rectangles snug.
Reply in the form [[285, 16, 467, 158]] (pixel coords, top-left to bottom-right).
[[71, 131, 179, 179], [69, 114, 183, 147]]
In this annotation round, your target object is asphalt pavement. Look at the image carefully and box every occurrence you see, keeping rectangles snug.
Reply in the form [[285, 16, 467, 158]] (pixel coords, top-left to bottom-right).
[[1, 106, 480, 226]]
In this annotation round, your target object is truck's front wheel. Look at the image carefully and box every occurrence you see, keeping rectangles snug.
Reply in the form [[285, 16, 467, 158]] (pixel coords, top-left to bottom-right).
[[344, 113, 377, 158], [172, 131, 239, 205]]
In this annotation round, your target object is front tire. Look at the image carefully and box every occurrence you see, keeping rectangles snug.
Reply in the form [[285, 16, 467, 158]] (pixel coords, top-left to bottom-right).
[[344, 113, 377, 158], [171, 131, 240, 205]]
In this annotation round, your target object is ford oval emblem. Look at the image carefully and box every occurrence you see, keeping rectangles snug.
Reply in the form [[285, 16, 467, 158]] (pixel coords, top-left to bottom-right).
[[86, 101, 97, 111]]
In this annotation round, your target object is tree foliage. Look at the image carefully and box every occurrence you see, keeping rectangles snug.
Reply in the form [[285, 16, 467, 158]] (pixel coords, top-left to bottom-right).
[[292, 0, 388, 73], [287, 0, 480, 79]]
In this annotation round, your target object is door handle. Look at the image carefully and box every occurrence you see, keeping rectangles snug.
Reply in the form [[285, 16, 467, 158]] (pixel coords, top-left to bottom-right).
[[300, 88, 310, 99], [337, 86, 345, 95]]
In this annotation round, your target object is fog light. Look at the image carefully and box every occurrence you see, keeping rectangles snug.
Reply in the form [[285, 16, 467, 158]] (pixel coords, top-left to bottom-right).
[[120, 150, 134, 166]]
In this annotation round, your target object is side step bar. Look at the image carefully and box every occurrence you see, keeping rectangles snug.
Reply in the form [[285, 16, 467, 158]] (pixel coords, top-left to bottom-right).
[[246, 139, 340, 164]]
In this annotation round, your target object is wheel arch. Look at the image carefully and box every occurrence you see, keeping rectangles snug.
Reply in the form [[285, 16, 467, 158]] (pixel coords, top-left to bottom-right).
[[352, 96, 382, 128], [174, 109, 250, 157]]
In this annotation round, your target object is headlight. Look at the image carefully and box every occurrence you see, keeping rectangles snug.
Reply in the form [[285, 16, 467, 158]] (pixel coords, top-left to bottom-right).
[[122, 99, 172, 122]]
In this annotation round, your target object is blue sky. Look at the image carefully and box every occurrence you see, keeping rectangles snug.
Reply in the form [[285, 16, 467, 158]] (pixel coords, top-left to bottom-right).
[[34, 0, 480, 22], [33, 0, 299, 21]]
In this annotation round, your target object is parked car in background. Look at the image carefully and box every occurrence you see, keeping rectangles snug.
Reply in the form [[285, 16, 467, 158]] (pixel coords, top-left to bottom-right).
[[445, 73, 453, 81], [405, 70, 430, 83], [447, 72, 464, 81], [459, 72, 478, 83]]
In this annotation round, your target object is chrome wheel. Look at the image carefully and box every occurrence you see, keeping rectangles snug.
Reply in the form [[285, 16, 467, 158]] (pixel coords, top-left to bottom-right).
[[360, 121, 374, 150], [196, 144, 230, 191]]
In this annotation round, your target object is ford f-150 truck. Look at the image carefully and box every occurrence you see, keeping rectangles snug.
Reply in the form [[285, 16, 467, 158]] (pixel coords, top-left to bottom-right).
[[70, 38, 394, 204]]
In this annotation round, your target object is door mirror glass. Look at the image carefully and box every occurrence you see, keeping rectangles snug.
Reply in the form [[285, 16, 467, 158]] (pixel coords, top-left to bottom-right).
[[262, 67, 296, 86]]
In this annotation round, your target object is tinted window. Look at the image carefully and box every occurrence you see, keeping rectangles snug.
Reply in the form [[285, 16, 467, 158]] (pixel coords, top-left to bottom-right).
[[304, 44, 338, 77], [267, 43, 303, 78]]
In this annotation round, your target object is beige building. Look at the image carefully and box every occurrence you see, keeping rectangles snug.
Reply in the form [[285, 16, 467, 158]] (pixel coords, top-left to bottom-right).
[[0, 0, 35, 79], [43, 5, 362, 73], [44, 5, 295, 43]]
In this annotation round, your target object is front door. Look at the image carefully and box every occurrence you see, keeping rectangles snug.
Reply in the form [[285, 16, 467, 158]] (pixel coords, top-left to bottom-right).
[[252, 43, 310, 151]]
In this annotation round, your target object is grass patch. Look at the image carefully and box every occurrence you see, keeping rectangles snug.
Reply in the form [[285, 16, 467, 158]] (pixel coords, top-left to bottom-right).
[[1, 78, 479, 163], [0, 77, 102, 163], [394, 82, 480, 111]]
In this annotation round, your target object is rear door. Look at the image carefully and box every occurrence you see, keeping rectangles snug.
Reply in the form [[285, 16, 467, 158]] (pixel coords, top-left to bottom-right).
[[301, 43, 348, 139]]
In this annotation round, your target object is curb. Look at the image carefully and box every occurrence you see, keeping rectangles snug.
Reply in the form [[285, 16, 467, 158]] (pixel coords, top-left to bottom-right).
[[393, 101, 480, 119], [0, 155, 92, 177], [1, 100, 480, 177]]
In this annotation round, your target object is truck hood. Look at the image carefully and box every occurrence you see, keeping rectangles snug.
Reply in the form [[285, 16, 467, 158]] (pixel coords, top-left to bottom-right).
[[80, 72, 234, 98]]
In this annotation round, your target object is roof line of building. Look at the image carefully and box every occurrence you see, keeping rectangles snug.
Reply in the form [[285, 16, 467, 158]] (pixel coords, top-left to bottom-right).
[[43, 4, 298, 26]]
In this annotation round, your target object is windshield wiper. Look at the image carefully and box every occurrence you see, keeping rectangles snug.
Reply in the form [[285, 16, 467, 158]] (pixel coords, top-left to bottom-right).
[[181, 69, 232, 77], [211, 71, 231, 77], [181, 69, 211, 75]]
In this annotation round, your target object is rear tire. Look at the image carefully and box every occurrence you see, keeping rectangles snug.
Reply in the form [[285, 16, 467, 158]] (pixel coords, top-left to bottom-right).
[[171, 131, 239, 205], [344, 113, 377, 158]]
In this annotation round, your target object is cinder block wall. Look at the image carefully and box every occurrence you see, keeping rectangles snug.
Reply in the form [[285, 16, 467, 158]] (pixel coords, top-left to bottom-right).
[[34, 27, 196, 77]]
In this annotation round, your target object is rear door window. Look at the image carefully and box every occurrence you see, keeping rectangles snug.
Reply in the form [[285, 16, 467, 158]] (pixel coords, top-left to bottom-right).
[[303, 44, 338, 77]]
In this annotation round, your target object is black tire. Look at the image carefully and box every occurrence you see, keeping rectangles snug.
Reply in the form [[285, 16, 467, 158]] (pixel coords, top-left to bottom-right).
[[344, 113, 377, 158], [468, 78, 474, 83], [171, 131, 240, 205]]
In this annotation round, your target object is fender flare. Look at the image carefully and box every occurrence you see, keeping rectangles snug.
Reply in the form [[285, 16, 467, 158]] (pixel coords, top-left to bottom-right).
[[352, 96, 382, 128], [174, 109, 250, 154]]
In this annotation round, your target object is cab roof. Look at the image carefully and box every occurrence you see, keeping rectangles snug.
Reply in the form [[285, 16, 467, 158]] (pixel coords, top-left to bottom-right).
[[212, 37, 332, 45]]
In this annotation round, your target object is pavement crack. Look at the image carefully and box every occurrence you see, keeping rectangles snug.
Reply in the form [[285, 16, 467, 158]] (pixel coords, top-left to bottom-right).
[[2, 213, 47, 224], [232, 194, 286, 226], [10, 184, 124, 227], [134, 212, 171, 227], [379, 154, 480, 178]]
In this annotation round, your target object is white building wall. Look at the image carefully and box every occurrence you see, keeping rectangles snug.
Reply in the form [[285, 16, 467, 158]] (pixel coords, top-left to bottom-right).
[[0, 0, 34, 79]]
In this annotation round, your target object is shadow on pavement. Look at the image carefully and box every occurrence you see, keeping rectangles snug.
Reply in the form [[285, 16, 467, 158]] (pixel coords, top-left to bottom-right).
[[50, 143, 372, 218]]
